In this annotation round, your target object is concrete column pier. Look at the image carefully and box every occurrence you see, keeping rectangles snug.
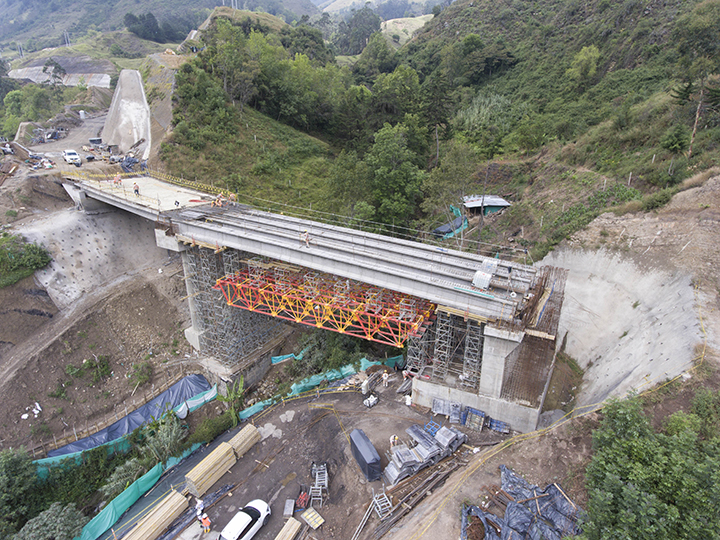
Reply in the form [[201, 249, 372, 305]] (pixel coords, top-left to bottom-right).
[[154, 229, 202, 351], [478, 325, 524, 398]]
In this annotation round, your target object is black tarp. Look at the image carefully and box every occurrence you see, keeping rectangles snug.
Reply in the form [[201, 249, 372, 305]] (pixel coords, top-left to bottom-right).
[[432, 216, 464, 238], [48, 374, 212, 457], [350, 428, 382, 482], [460, 465, 583, 540]]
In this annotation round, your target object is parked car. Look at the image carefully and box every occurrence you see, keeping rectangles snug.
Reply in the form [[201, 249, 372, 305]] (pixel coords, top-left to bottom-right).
[[62, 149, 81, 166], [219, 499, 270, 540]]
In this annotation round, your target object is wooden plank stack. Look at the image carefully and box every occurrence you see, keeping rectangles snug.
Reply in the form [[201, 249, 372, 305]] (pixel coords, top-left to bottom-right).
[[274, 517, 303, 540], [229, 424, 261, 458], [185, 441, 237, 497], [124, 490, 187, 540]]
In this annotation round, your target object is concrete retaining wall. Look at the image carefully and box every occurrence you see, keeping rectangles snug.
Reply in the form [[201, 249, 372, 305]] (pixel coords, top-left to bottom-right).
[[411, 377, 541, 433]]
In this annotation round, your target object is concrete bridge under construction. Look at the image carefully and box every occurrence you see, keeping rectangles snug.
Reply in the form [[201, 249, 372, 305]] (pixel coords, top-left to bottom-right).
[[63, 173, 567, 431]]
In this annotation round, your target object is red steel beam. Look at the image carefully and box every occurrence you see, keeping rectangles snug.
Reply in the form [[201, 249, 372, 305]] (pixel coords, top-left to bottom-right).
[[213, 263, 436, 347]]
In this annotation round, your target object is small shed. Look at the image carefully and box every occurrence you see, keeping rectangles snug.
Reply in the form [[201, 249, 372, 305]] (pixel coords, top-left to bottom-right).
[[463, 195, 511, 216], [350, 429, 382, 482]]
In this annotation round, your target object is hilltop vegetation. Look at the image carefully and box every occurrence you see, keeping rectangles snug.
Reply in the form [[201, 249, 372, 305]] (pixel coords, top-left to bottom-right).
[[151, 0, 720, 258], [0, 0, 319, 54]]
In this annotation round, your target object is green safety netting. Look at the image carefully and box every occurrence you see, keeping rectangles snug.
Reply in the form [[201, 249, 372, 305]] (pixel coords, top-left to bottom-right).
[[75, 444, 201, 540], [238, 355, 404, 420], [174, 384, 218, 419], [270, 345, 311, 364], [35, 438, 133, 479]]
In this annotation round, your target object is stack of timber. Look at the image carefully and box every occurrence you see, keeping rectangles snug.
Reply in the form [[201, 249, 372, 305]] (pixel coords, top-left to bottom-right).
[[186, 442, 237, 497], [229, 424, 261, 458], [274, 517, 303, 540], [124, 490, 187, 540]]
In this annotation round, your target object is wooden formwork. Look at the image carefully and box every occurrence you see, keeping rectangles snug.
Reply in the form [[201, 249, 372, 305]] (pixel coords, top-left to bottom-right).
[[124, 490, 188, 540], [185, 441, 237, 497], [229, 423, 261, 458], [274, 517, 303, 540]]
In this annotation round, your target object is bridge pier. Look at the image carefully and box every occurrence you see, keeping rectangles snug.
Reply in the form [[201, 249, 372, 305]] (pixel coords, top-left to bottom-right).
[[478, 326, 524, 399]]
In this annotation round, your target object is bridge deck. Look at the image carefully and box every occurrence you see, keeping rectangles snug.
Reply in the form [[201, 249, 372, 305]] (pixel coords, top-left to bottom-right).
[[70, 174, 539, 323]]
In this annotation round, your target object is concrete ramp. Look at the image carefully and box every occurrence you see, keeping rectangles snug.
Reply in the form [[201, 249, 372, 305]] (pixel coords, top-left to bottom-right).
[[102, 70, 151, 160]]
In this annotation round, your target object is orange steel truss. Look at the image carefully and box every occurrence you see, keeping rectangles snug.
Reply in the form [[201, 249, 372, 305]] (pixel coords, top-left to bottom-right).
[[213, 259, 436, 347]]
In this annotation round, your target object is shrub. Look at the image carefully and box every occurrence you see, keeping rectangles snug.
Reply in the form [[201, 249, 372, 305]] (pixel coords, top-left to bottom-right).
[[129, 362, 152, 388], [641, 187, 675, 210], [186, 411, 235, 445]]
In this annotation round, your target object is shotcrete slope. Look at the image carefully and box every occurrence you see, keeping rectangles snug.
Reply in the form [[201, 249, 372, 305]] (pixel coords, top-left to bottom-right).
[[101, 70, 151, 160]]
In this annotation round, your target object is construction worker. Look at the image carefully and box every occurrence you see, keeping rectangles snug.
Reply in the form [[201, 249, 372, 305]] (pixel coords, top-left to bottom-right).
[[201, 513, 211, 533], [300, 230, 310, 247], [382, 371, 389, 387], [133, 182, 139, 196]]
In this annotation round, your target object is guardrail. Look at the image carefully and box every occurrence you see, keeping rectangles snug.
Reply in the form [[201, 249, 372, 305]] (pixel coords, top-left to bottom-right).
[[65, 168, 226, 197]]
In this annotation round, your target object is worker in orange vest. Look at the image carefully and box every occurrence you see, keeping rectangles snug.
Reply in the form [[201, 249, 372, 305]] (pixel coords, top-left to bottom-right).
[[201, 513, 211, 533]]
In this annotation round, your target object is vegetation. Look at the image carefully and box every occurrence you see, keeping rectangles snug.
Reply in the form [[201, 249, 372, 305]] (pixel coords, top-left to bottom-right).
[[123, 12, 195, 43], [151, 0, 720, 255], [581, 395, 720, 539], [13, 502, 88, 540], [284, 330, 396, 381], [0, 234, 52, 288], [217, 377, 245, 427], [128, 362, 153, 388]]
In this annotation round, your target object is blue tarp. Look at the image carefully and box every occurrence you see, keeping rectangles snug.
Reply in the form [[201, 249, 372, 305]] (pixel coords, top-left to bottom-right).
[[48, 374, 212, 457]]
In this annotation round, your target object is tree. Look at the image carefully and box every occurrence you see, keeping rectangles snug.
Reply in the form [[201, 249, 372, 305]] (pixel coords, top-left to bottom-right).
[[672, 0, 720, 158], [0, 59, 18, 103], [279, 25, 334, 66], [352, 33, 397, 83], [141, 413, 187, 465], [580, 397, 720, 540], [566, 45, 600, 92], [365, 122, 427, 231], [0, 448, 37, 537], [341, 6, 381, 55], [12, 502, 88, 540], [217, 377, 245, 427], [421, 140, 480, 214], [370, 64, 421, 131], [124, 12, 165, 43], [41, 58, 65, 91], [660, 124, 690, 155], [100, 458, 147, 501]]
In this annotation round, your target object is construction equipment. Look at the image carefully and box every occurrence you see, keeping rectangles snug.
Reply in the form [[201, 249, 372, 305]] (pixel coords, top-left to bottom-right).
[[309, 462, 329, 508], [372, 487, 392, 519]]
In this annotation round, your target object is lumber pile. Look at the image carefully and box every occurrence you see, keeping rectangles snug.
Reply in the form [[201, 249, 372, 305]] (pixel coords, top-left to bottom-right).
[[274, 517, 302, 540], [124, 490, 187, 540], [185, 442, 237, 497], [229, 424, 261, 458]]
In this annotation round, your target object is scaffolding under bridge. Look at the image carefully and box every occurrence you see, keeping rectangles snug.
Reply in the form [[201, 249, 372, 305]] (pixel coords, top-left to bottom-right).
[[213, 255, 437, 347]]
